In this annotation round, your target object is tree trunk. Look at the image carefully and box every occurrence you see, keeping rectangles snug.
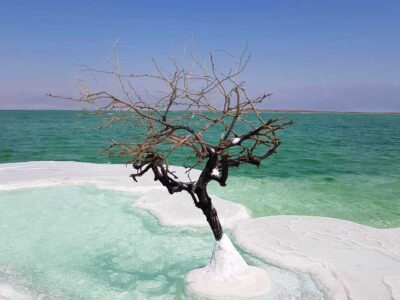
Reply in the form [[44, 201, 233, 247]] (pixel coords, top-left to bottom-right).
[[195, 186, 223, 241], [203, 203, 223, 240]]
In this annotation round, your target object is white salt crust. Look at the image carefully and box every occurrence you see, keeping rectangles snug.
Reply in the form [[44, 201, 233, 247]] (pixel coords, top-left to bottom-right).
[[186, 234, 270, 298], [135, 190, 249, 229], [0, 284, 31, 300], [1, 161, 400, 299], [233, 216, 400, 300]]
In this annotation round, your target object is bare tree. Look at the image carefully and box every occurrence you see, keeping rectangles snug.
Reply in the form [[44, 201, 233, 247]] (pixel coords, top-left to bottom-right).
[[49, 48, 293, 241]]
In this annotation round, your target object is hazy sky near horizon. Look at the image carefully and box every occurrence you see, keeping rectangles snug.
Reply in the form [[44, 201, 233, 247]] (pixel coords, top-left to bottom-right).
[[1, 0, 399, 111]]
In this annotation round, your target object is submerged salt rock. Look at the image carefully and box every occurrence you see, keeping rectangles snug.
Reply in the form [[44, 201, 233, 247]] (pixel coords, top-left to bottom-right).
[[186, 234, 270, 298]]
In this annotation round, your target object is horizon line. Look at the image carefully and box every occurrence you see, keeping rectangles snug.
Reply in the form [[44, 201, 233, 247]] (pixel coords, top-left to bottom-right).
[[1, 108, 400, 115]]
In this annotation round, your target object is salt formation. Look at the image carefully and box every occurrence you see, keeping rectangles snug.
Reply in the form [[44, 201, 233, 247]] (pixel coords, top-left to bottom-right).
[[234, 216, 400, 300], [0, 283, 32, 300], [135, 189, 249, 229], [186, 234, 270, 298], [231, 137, 241, 145]]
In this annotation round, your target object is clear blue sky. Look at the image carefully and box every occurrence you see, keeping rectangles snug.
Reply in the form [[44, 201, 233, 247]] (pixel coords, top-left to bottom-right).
[[1, 0, 399, 111]]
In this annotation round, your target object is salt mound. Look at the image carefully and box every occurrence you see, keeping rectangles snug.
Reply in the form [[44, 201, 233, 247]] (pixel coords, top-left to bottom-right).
[[186, 234, 270, 298]]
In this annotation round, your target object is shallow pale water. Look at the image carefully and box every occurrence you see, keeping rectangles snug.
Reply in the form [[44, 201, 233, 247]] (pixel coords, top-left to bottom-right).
[[1, 110, 399, 227], [0, 185, 324, 299]]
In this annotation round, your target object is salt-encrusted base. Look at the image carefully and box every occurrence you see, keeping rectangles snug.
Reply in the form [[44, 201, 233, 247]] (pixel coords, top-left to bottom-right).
[[186, 234, 270, 298]]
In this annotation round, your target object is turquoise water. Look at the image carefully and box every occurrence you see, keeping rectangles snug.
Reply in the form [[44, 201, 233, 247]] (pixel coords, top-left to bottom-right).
[[1, 110, 399, 227], [0, 185, 324, 299]]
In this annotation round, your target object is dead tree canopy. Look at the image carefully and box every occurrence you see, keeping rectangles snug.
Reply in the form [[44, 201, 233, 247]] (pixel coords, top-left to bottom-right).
[[49, 48, 293, 240]]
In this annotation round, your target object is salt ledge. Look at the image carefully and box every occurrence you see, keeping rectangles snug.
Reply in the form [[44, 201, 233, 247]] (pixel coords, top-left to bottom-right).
[[234, 216, 400, 300], [1, 161, 400, 299]]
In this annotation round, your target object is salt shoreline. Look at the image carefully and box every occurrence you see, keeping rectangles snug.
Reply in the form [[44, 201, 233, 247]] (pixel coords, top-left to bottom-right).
[[1, 161, 399, 300]]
